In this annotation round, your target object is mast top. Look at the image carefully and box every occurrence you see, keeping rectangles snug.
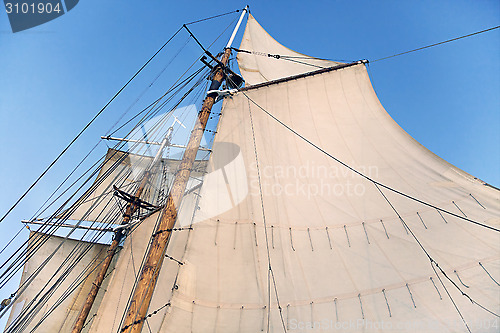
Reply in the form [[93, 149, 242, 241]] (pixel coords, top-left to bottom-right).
[[225, 5, 249, 49]]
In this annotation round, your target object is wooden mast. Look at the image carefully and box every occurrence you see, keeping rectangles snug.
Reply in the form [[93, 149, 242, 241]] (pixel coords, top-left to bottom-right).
[[120, 7, 248, 333], [71, 133, 172, 333]]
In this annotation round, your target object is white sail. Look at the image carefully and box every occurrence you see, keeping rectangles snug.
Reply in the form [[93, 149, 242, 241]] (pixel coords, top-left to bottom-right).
[[4, 232, 115, 333], [237, 14, 342, 86], [117, 15, 498, 332], [87, 162, 206, 332], [4, 158, 207, 333], [65, 149, 191, 224]]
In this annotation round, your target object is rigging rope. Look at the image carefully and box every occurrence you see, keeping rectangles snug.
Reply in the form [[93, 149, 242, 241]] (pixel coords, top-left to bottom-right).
[[232, 25, 500, 65], [231, 47, 327, 69], [231, 47, 349, 64], [184, 8, 242, 26], [238, 89, 500, 233], [0, 7, 241, 225], [7, 175, 187, 332], [0, 79, 207, 300], [372, 25, 500, 62], [0, 64, 210, 325], [116, 20, 242, 331], [247, 99, 287, 333], [233, 85, 499, 331], [375, 183, 498, 320], [2, 8, 241, 330], [0, 27, 184, 225], [184, 14, 239, 57], [104, 34, 193, 138], [0, 63, 209, 285]]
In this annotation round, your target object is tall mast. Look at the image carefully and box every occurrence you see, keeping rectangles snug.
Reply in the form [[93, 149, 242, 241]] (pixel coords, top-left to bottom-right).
[[71, 131, 172, 333], [120, 7, 248, 333]]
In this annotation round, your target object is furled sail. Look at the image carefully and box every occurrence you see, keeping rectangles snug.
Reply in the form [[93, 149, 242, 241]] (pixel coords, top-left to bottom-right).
[[91, 15, 498, 332], [237, 14, 342, 86], [4, 232, 115, 333]]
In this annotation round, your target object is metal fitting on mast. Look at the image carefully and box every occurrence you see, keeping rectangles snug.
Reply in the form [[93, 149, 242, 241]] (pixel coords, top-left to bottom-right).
[[119, 6, 249, 333]]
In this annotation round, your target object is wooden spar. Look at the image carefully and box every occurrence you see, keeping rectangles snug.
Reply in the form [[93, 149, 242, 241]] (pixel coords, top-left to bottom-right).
[[120, 8, 248, 332], [119, 48, 231, 333], [71, 133, 172, 333], [70, 174, 149, 333]]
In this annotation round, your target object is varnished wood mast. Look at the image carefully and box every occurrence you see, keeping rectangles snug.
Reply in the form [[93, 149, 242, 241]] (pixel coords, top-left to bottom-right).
[[120, 8, 248, 333], [119, 48, 231, 333], [71, 131, 172, 333], [71, 171, 152, 333]]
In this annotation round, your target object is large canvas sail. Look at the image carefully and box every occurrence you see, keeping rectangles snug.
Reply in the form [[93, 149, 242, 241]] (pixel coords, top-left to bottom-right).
[[5, 13, 498, 333], [86, 160, 207, 332], [89, 15, 498, 332], [237, 14, 342, 85], [4, 232, 115, 333], [4, 154, 208, 332]]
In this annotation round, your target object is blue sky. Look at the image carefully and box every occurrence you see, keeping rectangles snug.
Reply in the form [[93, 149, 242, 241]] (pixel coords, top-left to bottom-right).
[[0, 0, 499, 327]]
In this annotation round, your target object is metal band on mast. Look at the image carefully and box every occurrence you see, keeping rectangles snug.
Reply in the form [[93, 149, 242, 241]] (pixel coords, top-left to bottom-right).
[[120, 6, 248, 333]]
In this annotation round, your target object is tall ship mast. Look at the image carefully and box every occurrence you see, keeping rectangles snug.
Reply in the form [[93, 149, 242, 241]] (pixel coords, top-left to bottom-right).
[[1, 7, 499, 333]]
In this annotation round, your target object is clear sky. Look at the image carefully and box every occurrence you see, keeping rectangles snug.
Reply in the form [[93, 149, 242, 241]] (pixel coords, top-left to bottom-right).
[[0, 0, 499, 327]]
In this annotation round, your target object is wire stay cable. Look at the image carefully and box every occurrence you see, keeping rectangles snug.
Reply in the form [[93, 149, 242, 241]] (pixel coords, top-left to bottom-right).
[[232, 25, 499, 65], [372, 25, 500, 62], [0, 6, 232, 295], [0, 27, 184, 224], [231, 83, 499, 331], [184, 8, 242, 26]]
